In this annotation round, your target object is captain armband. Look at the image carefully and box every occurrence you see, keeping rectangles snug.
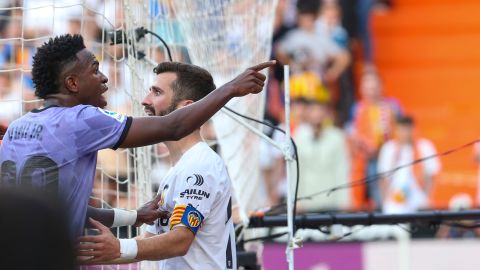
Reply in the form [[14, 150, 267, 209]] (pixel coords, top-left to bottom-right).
[[170, 204, 204, 234]]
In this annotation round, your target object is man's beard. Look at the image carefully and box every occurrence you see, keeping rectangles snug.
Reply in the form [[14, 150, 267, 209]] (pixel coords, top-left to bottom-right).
[[158, 101, 178, 116]]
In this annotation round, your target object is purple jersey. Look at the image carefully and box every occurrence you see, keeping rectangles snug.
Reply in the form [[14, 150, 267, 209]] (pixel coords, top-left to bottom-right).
[[0, 105, 132, 236]]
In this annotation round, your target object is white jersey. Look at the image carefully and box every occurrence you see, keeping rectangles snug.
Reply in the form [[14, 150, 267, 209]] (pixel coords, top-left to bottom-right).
[[146, 142, 236, 270], [378, 139, 440, 213]]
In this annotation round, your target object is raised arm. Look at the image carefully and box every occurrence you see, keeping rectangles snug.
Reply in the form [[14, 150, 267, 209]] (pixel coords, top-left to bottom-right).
[[119, 61, 275, 148]]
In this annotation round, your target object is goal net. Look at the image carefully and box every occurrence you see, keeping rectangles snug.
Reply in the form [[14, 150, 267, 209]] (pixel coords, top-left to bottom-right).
[[1, 0, 277, 268], [123, 0, 279, 222]]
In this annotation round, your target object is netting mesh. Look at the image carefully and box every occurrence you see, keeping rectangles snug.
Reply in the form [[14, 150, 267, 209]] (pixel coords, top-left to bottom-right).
[[1, 1, 142, 269], [174, 0, 278, 216], [123, 0, 278, 219], [1, 0, 277, 268]]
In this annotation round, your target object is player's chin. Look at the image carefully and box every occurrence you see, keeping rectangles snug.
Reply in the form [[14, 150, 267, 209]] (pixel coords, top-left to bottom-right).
[[98, 96, 108, 108]]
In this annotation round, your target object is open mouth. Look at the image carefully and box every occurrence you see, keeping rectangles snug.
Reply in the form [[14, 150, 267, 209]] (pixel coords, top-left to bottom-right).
[[101, 84, 109, 93], [99, 85, 109, 108]]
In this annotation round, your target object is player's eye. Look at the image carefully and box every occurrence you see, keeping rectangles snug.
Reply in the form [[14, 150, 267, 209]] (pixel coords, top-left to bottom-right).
[[152, 88, 162, 96]]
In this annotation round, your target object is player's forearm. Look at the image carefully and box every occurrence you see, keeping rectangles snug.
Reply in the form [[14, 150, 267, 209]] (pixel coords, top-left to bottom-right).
[[120, 87, 233, 148], [136, 229, 193, 260], [86, 206, 138, 228], [86, 206, 114, 227], [79, 257, 139, 265]]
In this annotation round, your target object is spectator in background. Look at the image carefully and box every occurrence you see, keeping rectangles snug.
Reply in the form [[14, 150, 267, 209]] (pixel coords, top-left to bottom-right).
[[265, 0, 295, 124], [296, 100, 350, 212], [338, 0, 375, 67], [276, 0, 350, 86], [378, 115, 440, 214], [316, 0, 355, 127], [350, 70, 402, 210], [261, 97, 312, 207], [316, 0, 349, 49]]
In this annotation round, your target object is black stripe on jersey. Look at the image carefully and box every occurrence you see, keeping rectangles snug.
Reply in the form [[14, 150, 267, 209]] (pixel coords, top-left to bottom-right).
[[226, 197, 232, 224], [226, 235, 233, 269], [112, 116, 133, 150]]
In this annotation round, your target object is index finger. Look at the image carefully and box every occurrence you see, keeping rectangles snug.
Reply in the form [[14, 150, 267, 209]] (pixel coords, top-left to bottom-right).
[[248, 60, 276, 72]]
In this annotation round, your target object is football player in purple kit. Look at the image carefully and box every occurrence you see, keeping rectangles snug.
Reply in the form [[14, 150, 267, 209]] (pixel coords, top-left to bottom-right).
[[0, 34, 274, 238]]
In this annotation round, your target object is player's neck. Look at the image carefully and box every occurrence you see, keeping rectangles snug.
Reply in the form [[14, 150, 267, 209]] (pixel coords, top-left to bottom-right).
[[42, 98, 61, 107], [165, 131, 202, 165], [43, 93, 80, 108]]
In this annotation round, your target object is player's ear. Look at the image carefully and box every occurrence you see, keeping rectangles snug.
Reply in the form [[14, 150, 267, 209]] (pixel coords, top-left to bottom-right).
[[176, 100, 194, 109], [64, 75, 79, 94]]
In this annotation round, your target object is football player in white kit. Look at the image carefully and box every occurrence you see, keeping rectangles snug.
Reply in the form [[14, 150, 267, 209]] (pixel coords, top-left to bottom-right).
[[77, 61, 270, 269]]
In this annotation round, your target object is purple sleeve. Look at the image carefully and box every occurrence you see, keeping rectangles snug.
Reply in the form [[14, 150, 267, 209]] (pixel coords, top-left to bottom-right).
[[73, 106, 132, 155]]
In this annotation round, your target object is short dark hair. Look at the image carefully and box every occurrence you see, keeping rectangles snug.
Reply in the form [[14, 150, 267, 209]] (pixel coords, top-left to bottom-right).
[[296, 0, 321, 15], [396, 115, 415, 126], [32, 34, 86, 99], [153, 62, 216, 103]]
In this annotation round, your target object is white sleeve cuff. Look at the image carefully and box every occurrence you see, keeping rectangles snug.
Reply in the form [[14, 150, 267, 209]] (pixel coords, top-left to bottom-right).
[[112, 208, 137, 227], [119, 238, 138, 259]]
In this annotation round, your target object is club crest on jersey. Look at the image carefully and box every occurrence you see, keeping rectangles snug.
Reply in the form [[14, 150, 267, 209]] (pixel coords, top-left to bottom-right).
[[186, 174, 204, 186], [99, 109, 125, 122], [187, 211, 201, 228]]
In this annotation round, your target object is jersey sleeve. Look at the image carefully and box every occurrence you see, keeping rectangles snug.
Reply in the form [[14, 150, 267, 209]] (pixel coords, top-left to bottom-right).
[[72, 106, 132, 155], [170, 166, 219, 234], [145, 224, 157, 235]]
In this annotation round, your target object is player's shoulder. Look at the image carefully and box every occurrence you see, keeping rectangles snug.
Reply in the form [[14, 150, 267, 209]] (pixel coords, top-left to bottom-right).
[[66, 105, 126, 122], [189, 142, 224, 166], [30, 104, 94, 119], [68, 104, 107, 115], [177, 142, 228, 182]]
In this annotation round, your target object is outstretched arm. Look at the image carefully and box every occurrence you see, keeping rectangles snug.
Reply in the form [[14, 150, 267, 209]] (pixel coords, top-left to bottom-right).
[[85, 193, 168, 228], [119, 61, 275, 148]]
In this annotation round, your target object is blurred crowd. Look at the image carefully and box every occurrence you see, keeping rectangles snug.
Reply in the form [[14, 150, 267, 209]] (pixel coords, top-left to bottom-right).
[[1, 0, 472, 220], [261, 0, 445, 215]]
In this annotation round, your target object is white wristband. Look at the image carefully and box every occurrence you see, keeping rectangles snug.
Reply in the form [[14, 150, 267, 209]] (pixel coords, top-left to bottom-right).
[[112, 208, 137, 227], [119, 238, 138, 259]]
